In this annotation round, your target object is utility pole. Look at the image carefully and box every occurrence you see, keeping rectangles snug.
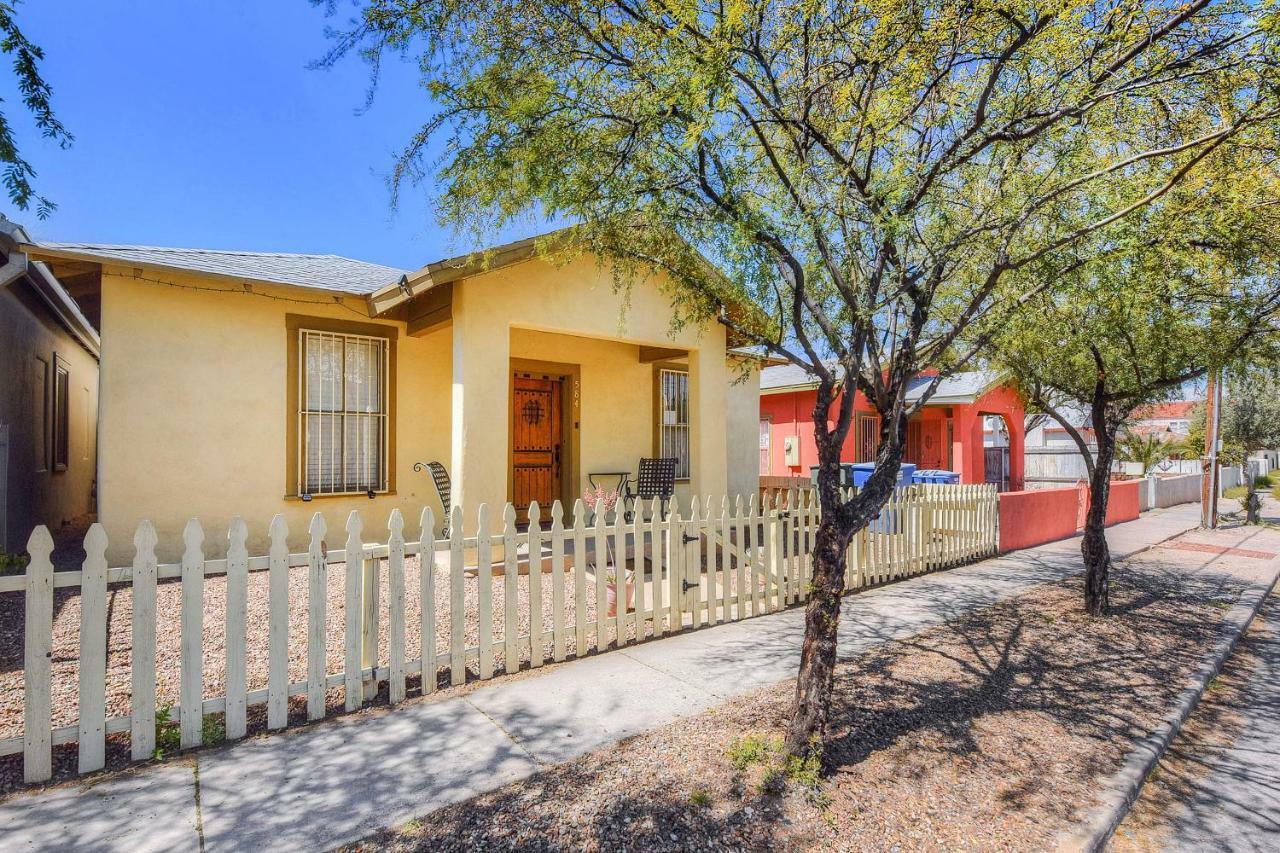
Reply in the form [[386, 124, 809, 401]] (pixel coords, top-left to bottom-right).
[[1201, 369, 1222, 529]]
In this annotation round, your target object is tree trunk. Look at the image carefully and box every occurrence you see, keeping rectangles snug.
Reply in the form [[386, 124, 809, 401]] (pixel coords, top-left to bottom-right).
[[784, 434, 901, 759], [1082, 418, 1118, 616], [1245, 463, 1261, 524]]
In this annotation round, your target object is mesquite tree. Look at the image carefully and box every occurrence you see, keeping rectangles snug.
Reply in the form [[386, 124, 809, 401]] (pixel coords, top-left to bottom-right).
[[317, 0, 1280, 757], [0, 1, 72, 217], [995, 163, 1280, 614]]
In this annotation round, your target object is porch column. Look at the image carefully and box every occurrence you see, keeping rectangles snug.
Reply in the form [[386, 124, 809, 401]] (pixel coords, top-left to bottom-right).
[[450, 285, 510, 531], [688, 340, 728, 502]]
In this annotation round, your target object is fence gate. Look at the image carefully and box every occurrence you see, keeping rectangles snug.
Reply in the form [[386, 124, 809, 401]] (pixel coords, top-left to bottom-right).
[[676, 514, 702, 625], [984, 447, 1010, 492]]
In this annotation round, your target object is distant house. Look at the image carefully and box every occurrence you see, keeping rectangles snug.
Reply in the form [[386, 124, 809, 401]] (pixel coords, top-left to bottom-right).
[[14, 230, 762, 562], [1025, 406, 1093, 449], [758, 367, 1026, 490], [0, 220, 100, 555], [1129, 401, 1198, 441]]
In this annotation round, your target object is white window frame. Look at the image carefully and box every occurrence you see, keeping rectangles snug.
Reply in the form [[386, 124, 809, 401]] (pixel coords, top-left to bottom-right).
[[297, 329, 390, 497], [658, 368, 691, 480]]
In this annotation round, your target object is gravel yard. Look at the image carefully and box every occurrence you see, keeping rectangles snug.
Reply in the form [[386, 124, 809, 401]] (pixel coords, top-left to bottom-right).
[[0, 540, 774, 796], [341, 553, 1250, 852], [0, 554, 621, 791]]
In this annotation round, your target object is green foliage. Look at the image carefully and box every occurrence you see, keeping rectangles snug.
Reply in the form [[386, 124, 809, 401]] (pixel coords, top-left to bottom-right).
[[726, 733, 780, 771], [319, 0, 1280, 409], [0, 551, 30, 575], [1257, 473, 1275, 489], [152, 705, 225, 760], [1189, 376, 1280, 468], [784, 752, 823, 789], [1117, 433, 1172, 474], [688, 788, 712, 807], [154, 704, 179, 758], [0, 1, 71, 217]]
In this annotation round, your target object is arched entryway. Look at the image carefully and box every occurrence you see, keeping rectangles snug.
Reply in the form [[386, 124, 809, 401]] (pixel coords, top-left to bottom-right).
[[982, 414, 1012, 491]]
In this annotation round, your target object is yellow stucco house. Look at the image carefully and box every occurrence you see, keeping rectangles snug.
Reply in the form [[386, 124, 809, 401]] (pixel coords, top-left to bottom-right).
[[16, 232, 761, 561]]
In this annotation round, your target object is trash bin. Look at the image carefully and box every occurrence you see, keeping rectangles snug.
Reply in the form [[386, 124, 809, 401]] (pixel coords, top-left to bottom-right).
[[850, 462, 877, 488], [810, 465, 855, 488], [897, 463, 917, 487]]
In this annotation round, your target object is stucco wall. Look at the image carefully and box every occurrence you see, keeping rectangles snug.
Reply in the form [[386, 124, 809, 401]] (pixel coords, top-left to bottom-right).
[[97, 270, 451, 562], [1104, 479, 1141, 526], [95, 254, 747, 561], [997, 486, 1083, 552], [725, 364, 761, 502], [760, 381, 1027, 487], [449, 255, 728, 525], [0, 278, 98, 553]]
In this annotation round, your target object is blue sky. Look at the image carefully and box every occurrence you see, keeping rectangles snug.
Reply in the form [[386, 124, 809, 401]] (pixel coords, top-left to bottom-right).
[[0, 1, 546, 270]]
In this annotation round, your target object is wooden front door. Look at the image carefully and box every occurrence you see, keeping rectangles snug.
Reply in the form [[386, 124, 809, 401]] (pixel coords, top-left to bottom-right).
[[512, 375, 562, 521]]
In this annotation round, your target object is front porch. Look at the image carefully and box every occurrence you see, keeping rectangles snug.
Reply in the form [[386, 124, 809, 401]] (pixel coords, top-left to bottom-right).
[[410, 320, 729, 534]]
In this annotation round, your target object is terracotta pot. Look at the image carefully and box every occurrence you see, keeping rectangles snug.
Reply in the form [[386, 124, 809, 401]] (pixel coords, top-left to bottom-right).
[[606, 578, 635, 617]]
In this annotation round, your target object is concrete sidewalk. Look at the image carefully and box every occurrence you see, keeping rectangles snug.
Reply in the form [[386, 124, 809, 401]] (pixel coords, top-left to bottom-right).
[[0, 505, 1202, 853]]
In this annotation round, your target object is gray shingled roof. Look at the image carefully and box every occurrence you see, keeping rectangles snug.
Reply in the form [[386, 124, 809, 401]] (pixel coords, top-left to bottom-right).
[[36, 242, 410, 296], [760, 364, 1002, 404]]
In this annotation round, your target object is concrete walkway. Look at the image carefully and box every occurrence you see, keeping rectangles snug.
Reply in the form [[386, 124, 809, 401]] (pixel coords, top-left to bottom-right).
[[1142, 598, 1280, 851], [0, 505, 1202, 853]]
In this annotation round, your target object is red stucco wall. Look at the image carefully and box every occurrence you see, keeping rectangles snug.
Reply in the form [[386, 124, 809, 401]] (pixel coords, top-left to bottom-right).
[[1104, 479, 1141, 526], [997, 480, 1142, 553], [998, 486, 1084, 552], [760, 382, 1026, 488]]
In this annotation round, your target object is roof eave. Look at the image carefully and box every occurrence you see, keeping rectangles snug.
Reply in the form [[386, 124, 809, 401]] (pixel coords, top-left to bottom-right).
[[2, 250, 101, 357], [21, 243, 379, 308]]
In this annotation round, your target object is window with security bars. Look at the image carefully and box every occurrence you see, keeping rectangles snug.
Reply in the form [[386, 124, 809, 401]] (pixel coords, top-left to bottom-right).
[[658, 368, 691, 479], [298, 329, 388, 495]]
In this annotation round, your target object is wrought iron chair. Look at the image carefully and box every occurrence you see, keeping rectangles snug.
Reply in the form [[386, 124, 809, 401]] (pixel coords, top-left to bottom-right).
[[623, 457, 678, 520], [413, 461, 452, 537]]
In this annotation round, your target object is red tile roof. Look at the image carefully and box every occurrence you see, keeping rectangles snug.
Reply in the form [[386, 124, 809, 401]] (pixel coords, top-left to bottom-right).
[[1134, 401, 1198, 421]]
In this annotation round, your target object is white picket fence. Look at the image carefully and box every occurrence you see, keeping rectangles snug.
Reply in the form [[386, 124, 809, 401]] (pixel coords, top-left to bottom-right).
[[3, 484, 997, 784]]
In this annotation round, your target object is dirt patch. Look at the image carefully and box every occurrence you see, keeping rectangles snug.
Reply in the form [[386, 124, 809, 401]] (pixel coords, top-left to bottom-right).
[[343, 561, 1246, 852]]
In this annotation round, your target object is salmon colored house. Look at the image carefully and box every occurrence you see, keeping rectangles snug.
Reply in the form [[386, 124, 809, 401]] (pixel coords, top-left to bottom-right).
[[758, 366, 1026, 490]]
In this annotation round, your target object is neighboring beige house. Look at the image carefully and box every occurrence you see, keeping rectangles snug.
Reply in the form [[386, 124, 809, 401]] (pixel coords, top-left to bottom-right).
[[16, 232, 761, 562], [0, 220, 100, 555]]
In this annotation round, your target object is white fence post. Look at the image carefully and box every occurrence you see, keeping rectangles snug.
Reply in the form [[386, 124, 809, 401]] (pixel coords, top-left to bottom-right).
[[130, 521, 158, 760], [387, 509, 407, 705], [77, 523, 108, 773], [419, 506, 437, 695], [343, 510, 364, 713], [267, 514, 289, 730], [224, 518, 249, 742], [23, 526, 54, 783], [306, 512, 327, 721], [179, 519, 205, 750]]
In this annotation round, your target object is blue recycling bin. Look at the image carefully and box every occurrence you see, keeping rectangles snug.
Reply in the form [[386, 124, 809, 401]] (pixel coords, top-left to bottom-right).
[[912, 468, 960, 485], [850, 462, 877, 488], [851, 462, 916, 490]]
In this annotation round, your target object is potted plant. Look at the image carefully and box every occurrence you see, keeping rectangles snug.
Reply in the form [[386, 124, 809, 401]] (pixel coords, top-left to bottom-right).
[[603, 566, 635, 617]]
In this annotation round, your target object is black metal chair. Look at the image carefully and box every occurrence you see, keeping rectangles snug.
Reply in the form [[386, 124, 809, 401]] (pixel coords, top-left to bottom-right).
[[624, 457, 677, 520], [413, 461, 452, 536]]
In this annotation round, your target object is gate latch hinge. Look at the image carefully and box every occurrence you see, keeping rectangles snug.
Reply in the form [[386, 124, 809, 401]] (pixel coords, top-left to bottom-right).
[[681, 533, 699, 545]]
